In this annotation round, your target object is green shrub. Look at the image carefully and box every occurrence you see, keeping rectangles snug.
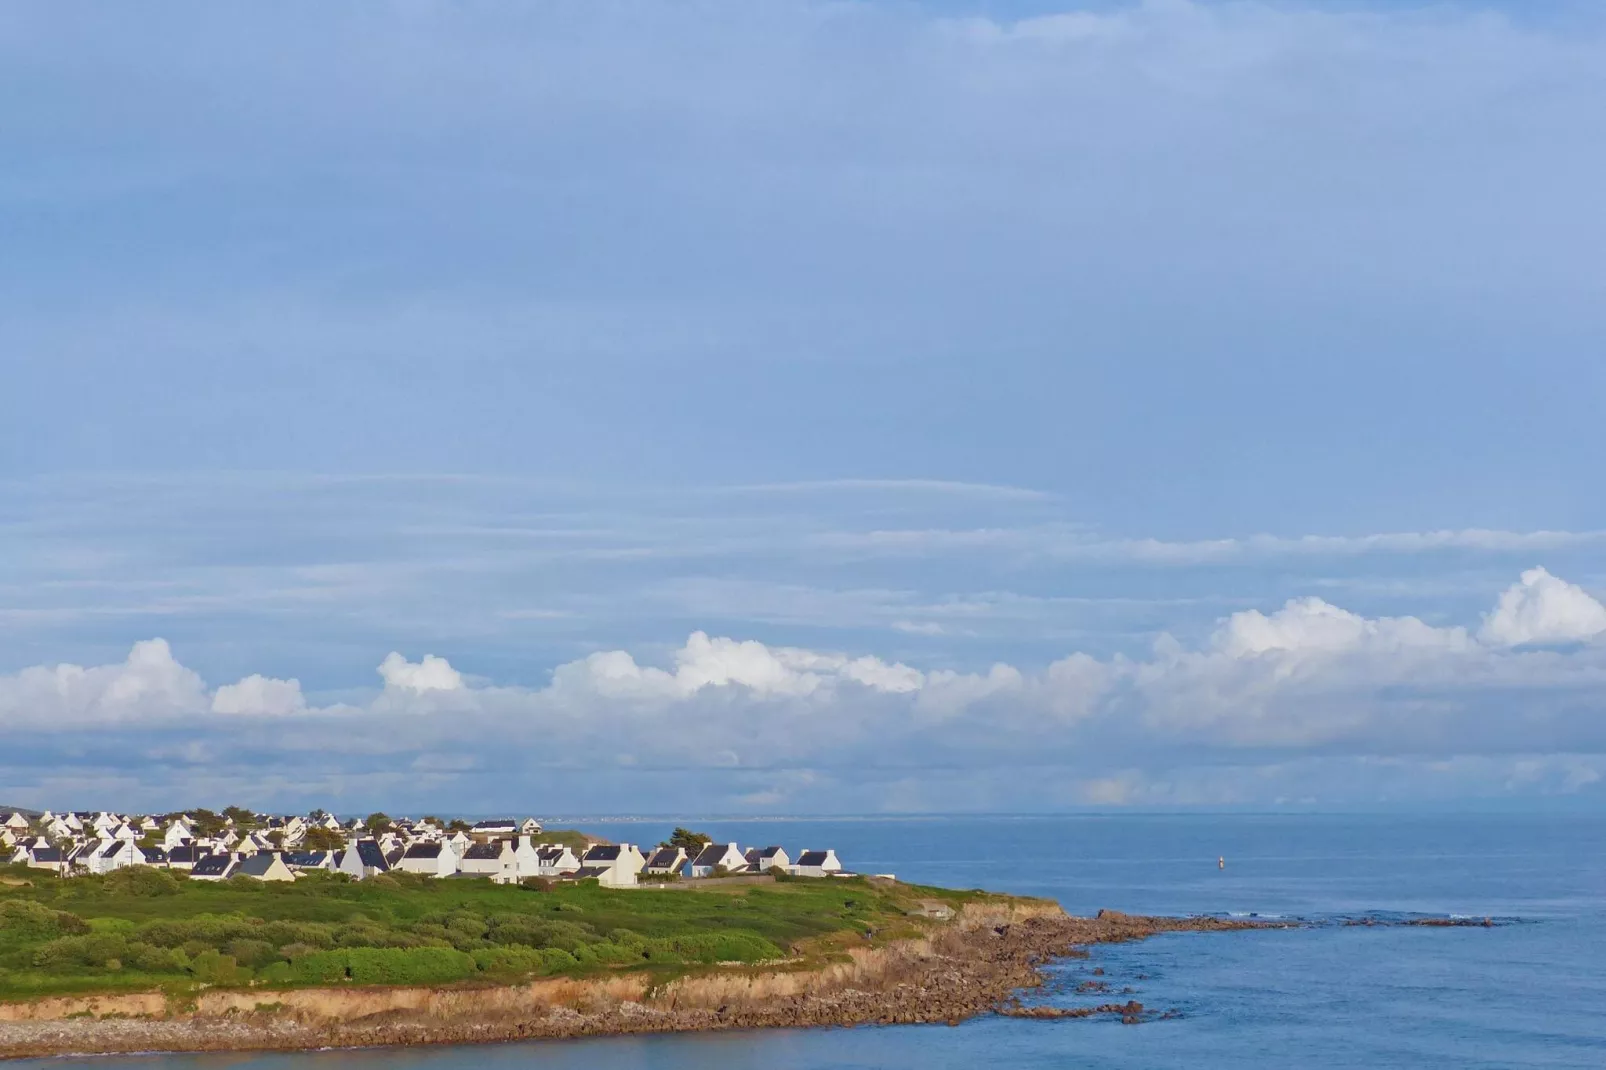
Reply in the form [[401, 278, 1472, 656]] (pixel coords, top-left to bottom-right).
[[346, 947, 477, 984], [101, 867, 181, 897], [644, 931, 781, 964], [256, 961, 293, 984], [189, 949, 249, 984], [227, 938, 278, 969], [32, 933, 129, 969], [0, 900, 90, 939], [127, 942, 189, 973], [289, 950, 349, 984], [259, 920, 336, 949]]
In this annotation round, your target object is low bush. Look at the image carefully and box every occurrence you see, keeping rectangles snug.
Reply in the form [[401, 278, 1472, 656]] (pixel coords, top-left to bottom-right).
[[0, 900, 90, 940]]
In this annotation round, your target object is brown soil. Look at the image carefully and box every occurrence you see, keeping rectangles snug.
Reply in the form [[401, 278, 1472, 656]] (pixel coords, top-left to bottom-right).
[[0, 905, 1272, 1059]]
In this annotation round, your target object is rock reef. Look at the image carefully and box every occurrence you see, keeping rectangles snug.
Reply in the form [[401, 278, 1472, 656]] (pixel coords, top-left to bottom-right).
[[0, 905, 1268, 1059]]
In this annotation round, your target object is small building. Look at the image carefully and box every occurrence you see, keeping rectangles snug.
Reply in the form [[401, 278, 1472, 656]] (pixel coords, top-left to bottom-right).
[[282, 850, 334, 873], [396, 841, 459, 878], [520, 818, 543, 836], [468, 819, 518, 843], [234, 852, 297, 882], [459, 840, 516, 877], [188, 853, 238, 881], [534, 844, 581, 877], [335, 839, 391, 880], [166, 845, 211, 871], [643, 846, 687, 877], [581, 843, 645, 886], [790, 849, 843, 878], [744, 846, 790, 873], [687, 842, 745, 879]]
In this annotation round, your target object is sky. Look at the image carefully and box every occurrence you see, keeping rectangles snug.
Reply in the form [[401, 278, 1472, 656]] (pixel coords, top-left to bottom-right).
[[3, 0, 1606, 815]]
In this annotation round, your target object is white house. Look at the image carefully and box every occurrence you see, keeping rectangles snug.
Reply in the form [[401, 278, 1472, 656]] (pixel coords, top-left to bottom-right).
[[162, 820, 194, 850], [534, 844, 581, 877], [687, 842, 746, 878], [468, 819, 517, 843], [459, 839, 517, 877], [396, 841, 459, 878], [334, 839, 391, 880], [520, 817, 543, 836], [744, 846, 790, 873], [2, 812, 30, 833], [579, 843, 645, 886], [643, 846, 687, 877], [790, 849, 843, 877], [188, 853, 238, 881], [234, 852, 297, 882]]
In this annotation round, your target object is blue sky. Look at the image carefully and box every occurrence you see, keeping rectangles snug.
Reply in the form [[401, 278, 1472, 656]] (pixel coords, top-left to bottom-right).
[[3, 0, 1606, 814]]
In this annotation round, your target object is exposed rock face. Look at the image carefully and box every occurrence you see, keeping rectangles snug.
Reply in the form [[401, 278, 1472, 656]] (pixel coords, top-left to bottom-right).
[[0, 905, 1269, 1059]]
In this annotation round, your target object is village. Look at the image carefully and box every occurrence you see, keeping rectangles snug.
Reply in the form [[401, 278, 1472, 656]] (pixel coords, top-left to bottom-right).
[[1, 809, 848, 888]]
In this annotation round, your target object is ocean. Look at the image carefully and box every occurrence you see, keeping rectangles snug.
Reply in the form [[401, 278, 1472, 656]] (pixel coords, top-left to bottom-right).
[[26, 813, 1606, 1069]]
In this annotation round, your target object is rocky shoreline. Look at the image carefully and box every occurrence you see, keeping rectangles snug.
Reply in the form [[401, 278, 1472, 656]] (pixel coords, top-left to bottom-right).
[[0, 906, 1271, 1060]]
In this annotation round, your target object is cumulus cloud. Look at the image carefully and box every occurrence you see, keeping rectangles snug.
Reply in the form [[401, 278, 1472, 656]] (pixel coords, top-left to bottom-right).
[[1479, 567, 1606, 647], [211, 674, 307, 716], [377, 652, 465, 693], [5, 570, 1606, 809]]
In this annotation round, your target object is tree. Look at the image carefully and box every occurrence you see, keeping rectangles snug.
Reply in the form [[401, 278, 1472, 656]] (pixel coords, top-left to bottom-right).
[[666, 828, 712, 852], [308, 809, 330, 823], [266, 830, 285, 848], [190, 809, 225, 837], [446, 819, 471, 834], [364, 812, 393, 838], [301, 827, 344, 852], [222, 805, 257, 830]]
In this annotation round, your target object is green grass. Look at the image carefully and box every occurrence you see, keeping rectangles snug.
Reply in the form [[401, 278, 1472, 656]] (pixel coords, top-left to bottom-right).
[[0, 863, 1013, 1000]]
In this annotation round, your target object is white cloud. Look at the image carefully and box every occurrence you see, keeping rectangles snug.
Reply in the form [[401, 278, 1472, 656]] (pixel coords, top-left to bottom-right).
[[1479, 567, 1606, 647], [6, 570, 1606, 810], [211, 674, 307, 716], [377, 651, 465, 693]]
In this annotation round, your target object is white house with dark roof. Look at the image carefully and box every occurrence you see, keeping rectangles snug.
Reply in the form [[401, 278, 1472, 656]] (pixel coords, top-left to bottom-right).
[[188, 853, 238, 881], [459, 839, 516, 877], [744, 846, 790, 873], [580, 843, 645, 886], [234, 852, 297, 882], [468, 819, 517, 843], [2, 812, 29, 832], [520, 818, 543, 836], [534, 844, 581, 877], [397, 841, 459, 878], [790, 849, 843, 877], [643, 846, 687, 876], [687, 842, 745, 878]]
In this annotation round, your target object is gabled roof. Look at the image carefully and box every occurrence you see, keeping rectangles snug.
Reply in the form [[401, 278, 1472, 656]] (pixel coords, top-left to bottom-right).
[[137, 845, 167, 863], [283, 851, 328, 867], [168, 845, 209, 863], [645, 847, 684, 868], [470, 818, 516, 829], [572, 866, 612, 879], [355, 840, 389, 870], [403, 843, 443, 858], [234, 853, 282, 877], [462, 843, 504, 860], [583, 844, 622, 862], [536, 846, 573, 861], [795, 850, 832, 866], [30, 846, 62, 862], [191, 854, 234, 877], [691, 843, 737, 867]]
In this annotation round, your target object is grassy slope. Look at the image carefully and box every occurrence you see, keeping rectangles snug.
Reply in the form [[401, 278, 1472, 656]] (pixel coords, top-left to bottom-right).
[[0, 863, 1012, 1001]]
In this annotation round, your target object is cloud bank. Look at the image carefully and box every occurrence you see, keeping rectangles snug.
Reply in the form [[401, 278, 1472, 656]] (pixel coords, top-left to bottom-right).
[[4, 570, 1605, 812]]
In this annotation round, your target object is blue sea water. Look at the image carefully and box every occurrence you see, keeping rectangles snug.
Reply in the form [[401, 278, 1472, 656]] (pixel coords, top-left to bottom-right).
[[30, 814, 1606, 1069]]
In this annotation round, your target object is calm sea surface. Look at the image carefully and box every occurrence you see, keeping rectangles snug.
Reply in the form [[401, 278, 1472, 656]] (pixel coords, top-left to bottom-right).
[[27, 814, 1606, 1069]]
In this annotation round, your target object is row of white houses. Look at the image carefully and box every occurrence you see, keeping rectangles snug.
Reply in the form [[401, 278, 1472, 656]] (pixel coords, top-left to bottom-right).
[[3, 810, 847, 887]]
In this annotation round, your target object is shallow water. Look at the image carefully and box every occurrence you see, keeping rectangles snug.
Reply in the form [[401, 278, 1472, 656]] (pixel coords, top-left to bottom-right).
[[29, 813, 1606, 1069]]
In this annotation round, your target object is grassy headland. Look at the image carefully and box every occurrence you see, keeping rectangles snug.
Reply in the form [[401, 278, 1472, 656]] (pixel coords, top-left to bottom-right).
[[0, 861, 998, 1002]]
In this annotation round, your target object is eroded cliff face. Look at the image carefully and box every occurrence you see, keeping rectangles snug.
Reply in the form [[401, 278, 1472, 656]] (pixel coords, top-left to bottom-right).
[[0, 903, 1265, 1060]]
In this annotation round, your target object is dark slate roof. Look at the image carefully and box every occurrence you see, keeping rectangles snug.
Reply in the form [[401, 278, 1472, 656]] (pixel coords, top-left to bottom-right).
[[283, 851, 328, 867], [403, 843, 443, 858], [795, 850, 831, 866], [462, 843, 503, 860], [99, 842, 125, 858], [234, 853, 280, 877], [753, 845, 784, 858], [30, 847, 62, 862], [572, 866, 611, 879], [537, 847, 572, 862], [191, 854, 234, 877], [168, 845, 209, 864], [385, 848, 404, 865], [471, 818, 516, 829], [584, 844, 622, 862], [137, 845, 168, 863], [356, 840, 389, 870], [645, 847, 683, 869], [691, 843, 733, 867]]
